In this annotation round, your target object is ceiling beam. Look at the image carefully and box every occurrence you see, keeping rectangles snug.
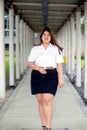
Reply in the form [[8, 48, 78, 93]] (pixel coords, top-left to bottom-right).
[[28, 21, 61, 25], [18, 9, 71, 14], [18, 10, 41, 14], [48, 16, 67, 19], [24, 15, 43, 18], [13, 2, 77, 8], [47, 24, 61, 26], [27, 21, 43, 23], [23, 14, 67, 20], [23, 15, 66, 19], [48, 10, 72, 14], [27, 19, 42, 21], [27, 22, 43, 24], [48, 21, 62, 23], [49, 3, 77, 8], [42, 0, 48, 27], [27, 19, 62, 24], [28, 23, 42, 26], [13, 2, 41, 6]]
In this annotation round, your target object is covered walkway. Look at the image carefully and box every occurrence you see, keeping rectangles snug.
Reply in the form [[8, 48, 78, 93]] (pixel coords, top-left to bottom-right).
[[0, 0, 87, 99], [0, 69, 87, 130], [0, 0, 87, 129]]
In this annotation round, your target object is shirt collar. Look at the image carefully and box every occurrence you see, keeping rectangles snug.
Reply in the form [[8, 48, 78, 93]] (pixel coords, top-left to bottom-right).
[[40, 43, 52, 49]]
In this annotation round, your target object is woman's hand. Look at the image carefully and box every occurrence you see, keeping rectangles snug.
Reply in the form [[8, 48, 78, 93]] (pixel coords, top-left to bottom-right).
[[28, 62, 47, 74], [58, 78, 64, 88], [57, 63, 64, 88], [38, 67, 47, 74]]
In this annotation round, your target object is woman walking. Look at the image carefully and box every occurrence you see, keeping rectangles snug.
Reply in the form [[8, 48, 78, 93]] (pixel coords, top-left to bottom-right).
[[28, 27, 64, 130]]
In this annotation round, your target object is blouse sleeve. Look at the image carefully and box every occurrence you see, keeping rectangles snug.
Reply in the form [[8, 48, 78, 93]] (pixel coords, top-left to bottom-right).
[[55, 47, 64, 63], [28, 47, 36, 62]]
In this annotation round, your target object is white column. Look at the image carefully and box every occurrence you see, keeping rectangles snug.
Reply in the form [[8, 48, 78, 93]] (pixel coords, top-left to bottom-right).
[[20, 19, 23, 74], [76, 9, 81, 87], [25, 24, 27, 69], [29, 27, 34, 49], [67, 21, 71, 74], [84, 2, 87, 98], [16, 15, 20, 79], [23, 22, 26, 70], [61, 28, 63, 48], [65, 23, 68, 71], [0, 0, 5, 98], [58, 30, 62, 47], [26, 25, 28, 67], [27, 26, 29, 57], [70, 15, 75, 79], [57, 33, 60, 44], [64, 25, 66, 56], [9, 8, 14, 86], [62, 26, 65, 55], [63, 24, 66, 56], [22, 22, 24, 72], [64, 23, 68, 72], [28, 27, 30, 52]]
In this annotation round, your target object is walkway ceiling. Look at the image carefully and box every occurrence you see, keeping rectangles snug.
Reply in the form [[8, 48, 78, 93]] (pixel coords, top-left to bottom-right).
[[5, 0, 85, 33]]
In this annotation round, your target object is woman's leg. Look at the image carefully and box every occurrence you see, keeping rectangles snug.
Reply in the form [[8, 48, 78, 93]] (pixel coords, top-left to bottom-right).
[[42, 94, 54, 129], [36, 94, 46, 127]]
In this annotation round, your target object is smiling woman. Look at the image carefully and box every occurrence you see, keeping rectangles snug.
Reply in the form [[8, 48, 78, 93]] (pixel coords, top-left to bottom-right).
[[28, 27, 64, 130]]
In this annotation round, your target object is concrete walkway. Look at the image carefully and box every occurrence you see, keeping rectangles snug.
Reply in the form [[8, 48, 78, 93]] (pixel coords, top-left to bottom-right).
[[0, 69, 87, 130]]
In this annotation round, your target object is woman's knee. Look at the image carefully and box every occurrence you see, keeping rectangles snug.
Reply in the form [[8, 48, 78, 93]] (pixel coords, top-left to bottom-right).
[[42, 94, 54, 106], [36, 94, 43, 105]]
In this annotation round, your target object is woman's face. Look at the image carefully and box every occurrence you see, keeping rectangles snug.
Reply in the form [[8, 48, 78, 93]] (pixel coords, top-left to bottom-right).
[[41, 31, 51, 44]]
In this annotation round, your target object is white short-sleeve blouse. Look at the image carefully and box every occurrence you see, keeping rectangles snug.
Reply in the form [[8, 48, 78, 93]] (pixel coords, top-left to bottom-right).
[[28, 43, 63, 68]]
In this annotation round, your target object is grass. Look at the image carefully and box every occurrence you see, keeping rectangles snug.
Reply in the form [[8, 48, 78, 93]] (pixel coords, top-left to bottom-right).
[[5, 55, 16, 89], [5, 50, 9, 56], [5, 57, 16, 76], [75, 59, 84, 69], [5, 50, 16, 56], [5, 57, 9, 77], [81, 59, 84, 69]]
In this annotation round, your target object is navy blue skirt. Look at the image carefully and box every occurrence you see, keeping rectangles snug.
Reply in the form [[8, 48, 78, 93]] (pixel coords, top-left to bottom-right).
[[30, 68, 58, 96]]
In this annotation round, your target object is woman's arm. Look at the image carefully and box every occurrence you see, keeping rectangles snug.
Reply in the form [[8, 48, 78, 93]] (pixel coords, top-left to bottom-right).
[[57, 63, 64, 87], [28, 61, 46, 74], [28, 61, 39, 71]]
